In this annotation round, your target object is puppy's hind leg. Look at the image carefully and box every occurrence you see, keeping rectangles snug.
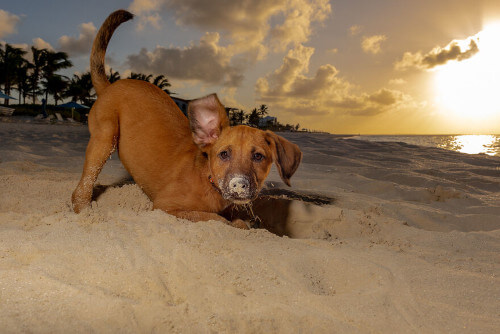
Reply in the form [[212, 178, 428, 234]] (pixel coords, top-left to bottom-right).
[[72, 114, 118, 213]]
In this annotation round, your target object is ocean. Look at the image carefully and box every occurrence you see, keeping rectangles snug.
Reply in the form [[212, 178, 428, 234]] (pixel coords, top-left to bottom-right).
[[351, 135, 500, 156]]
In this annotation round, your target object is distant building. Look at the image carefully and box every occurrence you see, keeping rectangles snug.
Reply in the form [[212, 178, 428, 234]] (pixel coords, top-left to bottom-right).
[[259, 116, 277, 127]]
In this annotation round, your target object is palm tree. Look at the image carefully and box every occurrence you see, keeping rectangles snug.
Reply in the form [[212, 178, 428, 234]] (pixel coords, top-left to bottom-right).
[[15, 62, 31, 104], [236, 110, 247, 124], [229, 108, 247, 125], [64, 72, 94, 105], [28, 47, 45, 104], [257, 104, 268, 117], [152, 74, 171, 94], [43, 75, 68, 105], [248, 108, 260, 127], [0, 44, 27, 105], [129, 72, 172, 94], [108, 68, 120, 83], [40, 49, 72, 102], [128, 72, 153, 82]]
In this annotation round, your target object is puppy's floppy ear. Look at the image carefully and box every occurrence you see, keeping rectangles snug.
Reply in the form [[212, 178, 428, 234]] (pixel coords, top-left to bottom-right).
[[265, 131, 302, 186], [188, 94, 229, 147]]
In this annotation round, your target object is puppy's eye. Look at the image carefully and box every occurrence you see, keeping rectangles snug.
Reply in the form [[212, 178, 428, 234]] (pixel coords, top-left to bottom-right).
[[219, 150, 230, 161], [252, 153, 264, 161]]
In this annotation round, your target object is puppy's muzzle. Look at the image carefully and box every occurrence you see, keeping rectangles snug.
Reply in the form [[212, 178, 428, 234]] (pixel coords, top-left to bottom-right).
[[229, 176, 249, 195], [222, 175, 256, 204]]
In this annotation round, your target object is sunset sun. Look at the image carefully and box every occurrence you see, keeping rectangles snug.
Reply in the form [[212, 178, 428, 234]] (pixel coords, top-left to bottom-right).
[[434, 23, 500, 122]]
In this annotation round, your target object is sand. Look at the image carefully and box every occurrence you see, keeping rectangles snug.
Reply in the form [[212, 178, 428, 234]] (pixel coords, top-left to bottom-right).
[[0, 119, 499, 333]]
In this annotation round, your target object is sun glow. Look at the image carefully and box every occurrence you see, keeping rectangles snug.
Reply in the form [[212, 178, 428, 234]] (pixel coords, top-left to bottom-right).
[[434, 23, 500, 123]]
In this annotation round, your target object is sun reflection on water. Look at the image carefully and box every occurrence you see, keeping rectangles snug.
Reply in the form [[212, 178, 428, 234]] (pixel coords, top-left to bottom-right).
[[355, 135, 500, 156], [438, 135, 498, 155]]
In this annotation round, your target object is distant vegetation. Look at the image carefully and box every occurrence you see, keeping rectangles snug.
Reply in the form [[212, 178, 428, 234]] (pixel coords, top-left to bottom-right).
[[1, 42, 312, 131], [0, 43, 171, 108], [227, 104, 304, 132]]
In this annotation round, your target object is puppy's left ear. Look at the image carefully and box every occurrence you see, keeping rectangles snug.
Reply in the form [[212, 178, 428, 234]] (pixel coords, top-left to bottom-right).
[[265, 131, 302, 186], [188, 94, 229, 148]]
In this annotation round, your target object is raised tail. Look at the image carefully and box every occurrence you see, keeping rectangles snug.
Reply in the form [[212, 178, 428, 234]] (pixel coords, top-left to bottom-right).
[[91, 10, 133, 96]]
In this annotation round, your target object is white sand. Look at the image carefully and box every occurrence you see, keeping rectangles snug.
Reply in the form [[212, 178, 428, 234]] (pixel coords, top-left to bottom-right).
[[0, 119, 499, 333]]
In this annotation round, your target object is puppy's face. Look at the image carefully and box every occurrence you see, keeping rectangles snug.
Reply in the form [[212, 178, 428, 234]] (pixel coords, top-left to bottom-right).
[[188, 94, 302, 205], [208, 126, 274, 204]]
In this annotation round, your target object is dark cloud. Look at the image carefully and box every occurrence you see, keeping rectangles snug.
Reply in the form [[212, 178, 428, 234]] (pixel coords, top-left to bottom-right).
[[162, 0, 284, 33], [395, 38, 479, 70], [368, 89, 397, 105], [126, 32, 243, 87], [290, 65, 340, 98], [422, 39, 478, 68], [58, 22, 96, 56]]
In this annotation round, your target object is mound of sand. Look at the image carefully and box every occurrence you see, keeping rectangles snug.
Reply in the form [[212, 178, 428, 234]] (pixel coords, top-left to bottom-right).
[[0, 121, 499, 333]]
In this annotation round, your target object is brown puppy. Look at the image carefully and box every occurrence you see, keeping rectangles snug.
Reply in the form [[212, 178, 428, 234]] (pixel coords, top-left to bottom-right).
[[72, 10, 302, 228]]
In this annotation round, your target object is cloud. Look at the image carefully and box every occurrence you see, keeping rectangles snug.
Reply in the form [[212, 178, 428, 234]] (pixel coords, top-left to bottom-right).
[[395, 37, 479, 71], [218, 87, 244, 110], [58, 22, 97, 56], [388, 78, 406, 85], [361, 34, 387, 54], [367, 88, 397, 105], [32, 37, 54, 51], [128, 0, 331, 57], [125, 0, 332, 90], [349, 25, 363, 36], [129, 0, 162, 14], [256, 45, 415, 117], [129, 0, 284, 33], [128, 0, 281, 59], [135, 13, 162, 31], [126, 32, 243, 86], [3, 42, 27, 50], [0, 9, 20, 39], [126, 0, 331, 86], [255, 44, 346, 101], [269, 0, 332, 51]]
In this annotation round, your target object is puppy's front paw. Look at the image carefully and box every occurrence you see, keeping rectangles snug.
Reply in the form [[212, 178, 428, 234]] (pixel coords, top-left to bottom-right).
[[71, 187, 91, 213], [230, 219, 251, 230]]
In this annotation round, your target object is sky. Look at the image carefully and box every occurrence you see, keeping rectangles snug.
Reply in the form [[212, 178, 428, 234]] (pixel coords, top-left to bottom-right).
[[1, 0, 500, 134]]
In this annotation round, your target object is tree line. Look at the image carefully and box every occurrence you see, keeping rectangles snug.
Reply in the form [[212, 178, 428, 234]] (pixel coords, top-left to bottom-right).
[[0, 43, 171, 107], [228, 104, 302, 132], [1, 42, 306, 131]]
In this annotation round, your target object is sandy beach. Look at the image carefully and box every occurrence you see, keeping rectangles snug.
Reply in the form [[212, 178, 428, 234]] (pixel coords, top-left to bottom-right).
[[0, 118, 499, 333]]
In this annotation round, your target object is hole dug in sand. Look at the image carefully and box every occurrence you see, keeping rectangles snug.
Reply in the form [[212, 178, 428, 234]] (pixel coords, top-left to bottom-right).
[[223, 183, 337, 238]]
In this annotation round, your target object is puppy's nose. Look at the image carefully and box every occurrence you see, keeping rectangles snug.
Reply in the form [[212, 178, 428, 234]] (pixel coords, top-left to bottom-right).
[[229, 177, 250, 197]]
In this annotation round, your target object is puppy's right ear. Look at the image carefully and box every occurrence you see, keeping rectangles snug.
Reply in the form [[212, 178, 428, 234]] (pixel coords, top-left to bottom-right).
[[265, 131, 302, 187], [188, 94, 229, 148]]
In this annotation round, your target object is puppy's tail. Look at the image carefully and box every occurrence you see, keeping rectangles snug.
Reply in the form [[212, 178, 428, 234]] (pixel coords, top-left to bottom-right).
[[91, 10, 133, 96]]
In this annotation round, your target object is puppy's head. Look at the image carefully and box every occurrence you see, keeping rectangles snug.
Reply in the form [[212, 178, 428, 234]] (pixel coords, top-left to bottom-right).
[[188, 94, 302, 204]]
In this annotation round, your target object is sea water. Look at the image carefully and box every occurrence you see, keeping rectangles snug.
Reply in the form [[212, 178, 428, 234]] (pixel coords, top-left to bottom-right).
[[352, 135, 500, 156]]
